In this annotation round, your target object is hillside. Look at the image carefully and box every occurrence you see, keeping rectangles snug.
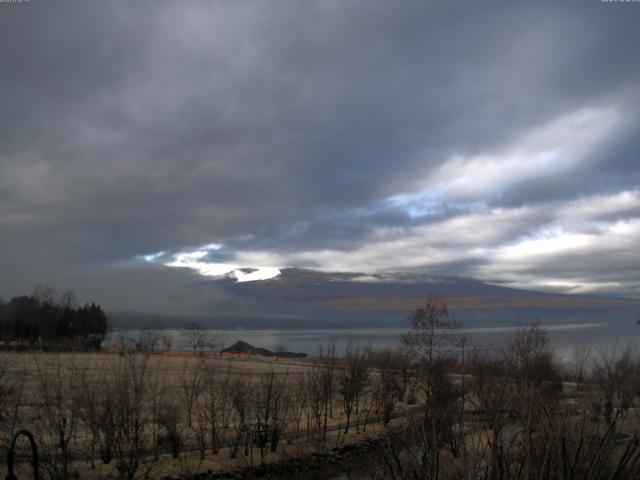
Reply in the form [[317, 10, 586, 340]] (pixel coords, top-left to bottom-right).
[[111, 268, 640, 329]]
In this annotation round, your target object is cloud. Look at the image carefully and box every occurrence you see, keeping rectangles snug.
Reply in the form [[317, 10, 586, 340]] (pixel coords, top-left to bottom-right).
[[425, 108, 618, 202], [151, 188, 640, 296], [1, 0, 639, 311]]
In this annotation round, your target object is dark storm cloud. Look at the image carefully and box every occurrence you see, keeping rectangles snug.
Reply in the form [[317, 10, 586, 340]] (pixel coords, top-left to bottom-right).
[[1, 0, 640, 310]]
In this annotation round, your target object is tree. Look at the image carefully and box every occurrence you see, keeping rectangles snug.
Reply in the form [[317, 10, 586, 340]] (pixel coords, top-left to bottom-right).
[[179, 360, 203, 428], [371, 348, 402, 426], [338, 343, 369, 433], [181, 321, 208, 355], [207, 330, 226, 354], [161, 333, 174, 352], [571, 343, 592, 383], [402, 296, 461, 365], [251, 370, 292, 462], [33, 355, 79, 480], [112, 354, 150, 479], [198, 364, 222, 455], [503, 324, 560, 477], [506, 323, 557, 388], [400, 297, 463, 473], [0, 354, 26, 454], [138, 321, 162, 353], [0, 289, 107, 350]]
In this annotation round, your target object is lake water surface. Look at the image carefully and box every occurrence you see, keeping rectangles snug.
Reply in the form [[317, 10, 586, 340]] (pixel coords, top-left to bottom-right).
[[108, 320, 640, 363]]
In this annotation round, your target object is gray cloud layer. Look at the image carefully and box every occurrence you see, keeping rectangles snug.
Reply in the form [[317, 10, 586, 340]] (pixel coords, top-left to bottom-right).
[[1, 0, 639, 311]]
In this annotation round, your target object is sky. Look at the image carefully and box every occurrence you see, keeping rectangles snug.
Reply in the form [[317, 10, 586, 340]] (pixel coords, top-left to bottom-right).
[[1, 0, 639, 312]]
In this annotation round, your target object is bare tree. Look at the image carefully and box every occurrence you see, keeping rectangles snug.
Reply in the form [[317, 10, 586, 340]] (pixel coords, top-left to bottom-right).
[[0, 354, 26, 451], [571, 343, 593, 383], [306, 367, 326, 442], [289, 371, 309, 437], [593, 344, 640, 418], [179, 359, 204, 428], [380, 297, 465, 478], [157, 398, 182, 459], [506, 323, 558, 389], [218, 362, 235, 429], [371, 348, 401, 426], [396, 344, 417, 404], [76, 361, 120, 466], [470, 324, 561, 477], [181, 321, 208, 355], [138, 321, 162, 353], [469, 344, 513, 473], [146, 361, 165, 461], [33, 354, 80, 480], [313, 344, 338, 443], [338, 343, 369, 433], [112, 354, 150, 480], [207, 330, 226, 354], [199, 363, 222, 455], [402, 296, 462, 365], [251, 370, 292, 463], [160, 333, 174, 353], [229, 377, 250, 459]]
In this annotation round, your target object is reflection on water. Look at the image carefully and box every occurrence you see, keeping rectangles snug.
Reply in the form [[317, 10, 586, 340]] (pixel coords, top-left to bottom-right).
[[107, 320, 640, 363]]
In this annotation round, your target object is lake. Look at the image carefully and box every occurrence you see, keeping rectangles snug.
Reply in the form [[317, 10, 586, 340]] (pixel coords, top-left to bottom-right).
[[107, 319, 640, 364]]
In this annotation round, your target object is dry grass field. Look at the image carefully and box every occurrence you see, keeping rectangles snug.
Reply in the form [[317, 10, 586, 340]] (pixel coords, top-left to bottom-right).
[[4, 322, 640, 479], [1, 349, 413, 479]]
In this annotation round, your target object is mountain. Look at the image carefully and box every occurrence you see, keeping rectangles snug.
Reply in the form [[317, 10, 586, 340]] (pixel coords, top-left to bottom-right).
[[110, 268, 640, 329]]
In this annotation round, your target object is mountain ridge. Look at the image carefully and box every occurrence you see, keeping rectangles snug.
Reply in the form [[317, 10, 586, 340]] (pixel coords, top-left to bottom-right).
[[110, 268, 640, 329]]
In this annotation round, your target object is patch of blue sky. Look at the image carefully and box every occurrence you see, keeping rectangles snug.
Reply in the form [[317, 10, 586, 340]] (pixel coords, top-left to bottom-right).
[[140, 251, 166, 262], [386, 189, 446, 219]]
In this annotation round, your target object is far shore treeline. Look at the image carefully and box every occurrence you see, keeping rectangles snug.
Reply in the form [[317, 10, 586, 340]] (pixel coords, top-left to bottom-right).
[[0, 287, 108, 350]]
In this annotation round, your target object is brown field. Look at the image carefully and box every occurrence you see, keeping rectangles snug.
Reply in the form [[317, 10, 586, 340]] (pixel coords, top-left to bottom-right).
[[1, 350, 411, 479], [4, 326, 640, 480]]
